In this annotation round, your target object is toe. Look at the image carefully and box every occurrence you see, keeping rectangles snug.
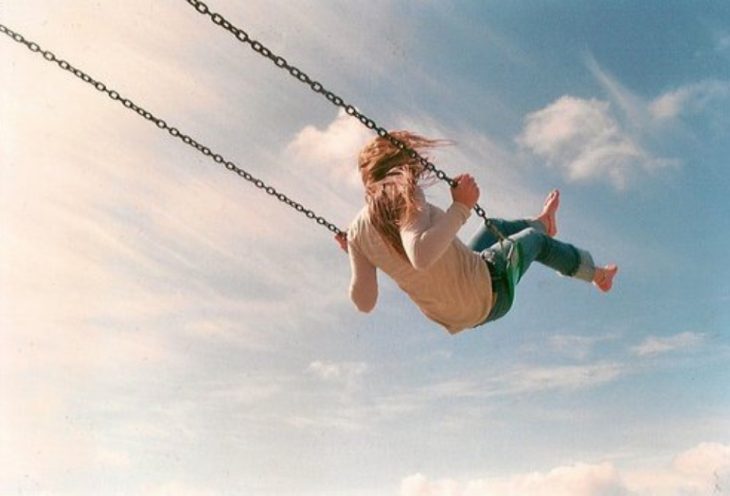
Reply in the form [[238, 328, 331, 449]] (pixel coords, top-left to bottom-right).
[[544, 189, 560, 210]]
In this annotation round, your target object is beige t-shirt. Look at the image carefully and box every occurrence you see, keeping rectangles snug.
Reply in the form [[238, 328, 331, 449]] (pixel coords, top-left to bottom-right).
[[347, 187, 492, 334]]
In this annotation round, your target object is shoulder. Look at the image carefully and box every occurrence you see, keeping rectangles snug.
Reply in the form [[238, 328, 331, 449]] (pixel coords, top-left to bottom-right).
[[348, 206, 371, 242], [404, 186, 444, 226], [349, 205, 370, 229]]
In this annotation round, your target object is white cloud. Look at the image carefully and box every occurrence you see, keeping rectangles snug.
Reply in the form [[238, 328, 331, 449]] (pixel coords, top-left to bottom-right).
[[650, 80, 730, 120], [307, 360, 368, 384], [402, 473, 463, 496], [548, 334, 619, 361], [401, 443, 730, 496], [401, 462, 628, 496], [140, 481, 217, 496], [492, 362, 625, 395], [286, 109, 373, 189], [673, 442, 730, 476], [630, 332, 705, 357], [517, 96, 663, 189], [517, 58, 713, 189], [624, 443, 730, 496]]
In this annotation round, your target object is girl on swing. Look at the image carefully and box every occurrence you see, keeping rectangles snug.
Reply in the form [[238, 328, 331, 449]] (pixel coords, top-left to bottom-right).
[[335, 131, 618, 334]]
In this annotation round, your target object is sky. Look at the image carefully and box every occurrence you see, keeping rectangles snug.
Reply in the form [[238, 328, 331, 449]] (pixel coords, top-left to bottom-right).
[[1, 1, 729, 495]]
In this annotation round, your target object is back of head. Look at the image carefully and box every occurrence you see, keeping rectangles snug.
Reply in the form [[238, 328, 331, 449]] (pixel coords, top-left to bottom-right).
[[357, 131, 445, 258]]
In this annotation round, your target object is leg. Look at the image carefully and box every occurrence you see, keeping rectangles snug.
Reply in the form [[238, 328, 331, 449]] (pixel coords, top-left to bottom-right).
[[469, 189, 561, 251], [486, 227, 596, 283], [467, 218, 544, 252], [479, 228, 607, 325]]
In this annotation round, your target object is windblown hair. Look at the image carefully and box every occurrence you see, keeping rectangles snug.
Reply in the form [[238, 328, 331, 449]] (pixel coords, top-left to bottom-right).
[[358, 130, 447, 258]]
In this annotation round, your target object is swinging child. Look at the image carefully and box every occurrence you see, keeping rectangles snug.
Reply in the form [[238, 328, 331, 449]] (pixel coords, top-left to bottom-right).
[[335, 131, 618, 334]]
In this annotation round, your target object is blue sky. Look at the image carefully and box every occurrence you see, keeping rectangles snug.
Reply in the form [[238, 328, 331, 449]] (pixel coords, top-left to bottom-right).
[[1, 1, 729, 495]]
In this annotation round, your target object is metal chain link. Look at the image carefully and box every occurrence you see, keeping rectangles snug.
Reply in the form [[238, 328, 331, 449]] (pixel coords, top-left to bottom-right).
[[0, 23, 344, 236], [183, 0, 507, 242]]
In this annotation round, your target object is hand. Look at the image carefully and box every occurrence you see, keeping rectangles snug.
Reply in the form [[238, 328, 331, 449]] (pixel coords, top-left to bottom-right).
[[334, 232, 349, 253], [451, 174, 480, 209]]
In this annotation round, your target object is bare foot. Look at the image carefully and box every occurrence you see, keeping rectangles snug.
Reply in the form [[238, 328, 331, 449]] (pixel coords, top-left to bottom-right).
[[593, 265, 618, 292], [536, 189, 560, 237]]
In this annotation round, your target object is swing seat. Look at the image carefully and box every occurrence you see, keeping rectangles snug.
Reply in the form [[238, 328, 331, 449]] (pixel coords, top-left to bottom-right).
[[504, 241, 524, 306], [476, 215, 525, 317], [480, 240, 523, 323]]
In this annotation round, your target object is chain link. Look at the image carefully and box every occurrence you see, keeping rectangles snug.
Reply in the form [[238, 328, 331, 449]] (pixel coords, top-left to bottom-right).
[[0, 22, 343, 236], [184, 0, 507, 242]]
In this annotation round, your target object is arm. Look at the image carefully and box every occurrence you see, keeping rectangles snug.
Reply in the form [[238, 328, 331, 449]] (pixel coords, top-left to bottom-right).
[[400, 175, 479, 270], [400, 190, 471, 270], [348, 240, 378, 313]]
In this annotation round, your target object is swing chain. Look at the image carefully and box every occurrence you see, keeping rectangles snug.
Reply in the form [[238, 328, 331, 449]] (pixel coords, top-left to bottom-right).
[[184, 0, 507, 242], [0, 23, 343, 236]]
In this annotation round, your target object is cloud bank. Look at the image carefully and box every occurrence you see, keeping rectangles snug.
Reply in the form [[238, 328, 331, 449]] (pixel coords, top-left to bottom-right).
[[401, 442, 730, 496]]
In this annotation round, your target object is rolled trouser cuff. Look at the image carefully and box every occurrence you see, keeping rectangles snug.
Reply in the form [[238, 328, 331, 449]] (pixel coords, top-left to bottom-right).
[[571, 248, 596, 282]]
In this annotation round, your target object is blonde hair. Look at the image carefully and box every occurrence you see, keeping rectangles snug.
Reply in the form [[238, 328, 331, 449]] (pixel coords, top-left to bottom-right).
[[358, 130, 446, 258]]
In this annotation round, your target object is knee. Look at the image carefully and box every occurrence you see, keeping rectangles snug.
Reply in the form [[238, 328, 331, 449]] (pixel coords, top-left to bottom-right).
[[521, 227, 547, 245], [519, 227, 550, 259]]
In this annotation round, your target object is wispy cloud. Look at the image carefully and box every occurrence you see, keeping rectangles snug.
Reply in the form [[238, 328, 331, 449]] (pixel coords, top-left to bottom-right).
[[491, 362, 625, 395], [649, 80, 730, 120], [398, 361, 626, 407], [285, 361, 627, 434], [1, 3, 376, 485], [631, 331, 705, 357], [516, 57, 707, 189], [586, 55, 649, 131], [548, 333, 620, 361]]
